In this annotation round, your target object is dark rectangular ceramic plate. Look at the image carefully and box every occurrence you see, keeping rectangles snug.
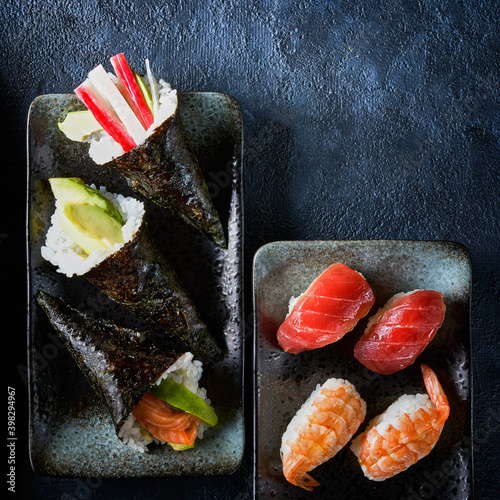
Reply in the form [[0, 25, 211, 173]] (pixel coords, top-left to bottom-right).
[[253, 240, 472, 499], [27, 93, 244, 478]]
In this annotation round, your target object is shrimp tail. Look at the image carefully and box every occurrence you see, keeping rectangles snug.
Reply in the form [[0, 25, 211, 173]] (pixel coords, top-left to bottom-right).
[[420, 364, 450, 421], [284, 464, 320, 491], [294, 473, 320, 491], [282, 452, 321, 491]]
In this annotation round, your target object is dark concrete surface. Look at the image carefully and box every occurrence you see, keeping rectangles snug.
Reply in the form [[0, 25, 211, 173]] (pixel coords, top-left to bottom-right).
[[2, 1, 499, 499]]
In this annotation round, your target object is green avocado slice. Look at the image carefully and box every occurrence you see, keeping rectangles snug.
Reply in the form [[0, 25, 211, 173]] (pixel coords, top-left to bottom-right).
[[167, 442, 195, 451], [133, 70, 154, 113], [149, 378, 218, 427], [49, 178, 125, 255], [49, 178, 123, 221], [59, 204, 125, 254], [58, 110, 103, 142]]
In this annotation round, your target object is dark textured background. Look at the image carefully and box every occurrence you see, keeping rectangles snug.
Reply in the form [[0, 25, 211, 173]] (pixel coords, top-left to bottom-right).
[[2, 1, 499, 499]]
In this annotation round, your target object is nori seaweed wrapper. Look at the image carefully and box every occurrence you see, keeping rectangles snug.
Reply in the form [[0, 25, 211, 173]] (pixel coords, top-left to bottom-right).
[[110, 108, 226, 248], [83, 219, 222, 360], [35, 291, 183, 435]]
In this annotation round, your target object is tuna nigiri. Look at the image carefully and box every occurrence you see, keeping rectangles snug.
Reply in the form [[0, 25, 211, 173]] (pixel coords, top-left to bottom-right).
[[277, 263, 375, 354], [353, 290, 446, 375], [281, 378, 366, 491], [350, 364, 450, 481]]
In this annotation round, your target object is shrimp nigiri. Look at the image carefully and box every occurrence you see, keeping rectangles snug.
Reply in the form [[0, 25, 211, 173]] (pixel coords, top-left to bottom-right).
[[277, 263, 375, 354], [350, 364, 450, 481], [281, 378, 366, 491]]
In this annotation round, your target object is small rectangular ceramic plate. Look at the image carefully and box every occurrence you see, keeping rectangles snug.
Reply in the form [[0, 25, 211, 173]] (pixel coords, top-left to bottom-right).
[[27, 93, 244, 478], [253, 240, 472, 499]]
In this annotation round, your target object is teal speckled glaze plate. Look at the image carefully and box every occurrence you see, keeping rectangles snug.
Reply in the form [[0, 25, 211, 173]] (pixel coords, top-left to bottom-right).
[[253, 240, 472, 499], [27, 93, 244, 478]]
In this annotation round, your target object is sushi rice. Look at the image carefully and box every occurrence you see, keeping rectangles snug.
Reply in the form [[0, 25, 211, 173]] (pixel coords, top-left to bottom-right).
[[118, 352, 210, 452], [41, 185, 144, 277], [286, 294, 302, 316], [85, 73, 178, 165]]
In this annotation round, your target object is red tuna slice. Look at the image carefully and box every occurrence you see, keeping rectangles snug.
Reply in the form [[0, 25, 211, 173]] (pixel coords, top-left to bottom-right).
[[277, 263, 375, 354], [353, 290, 446, 375]]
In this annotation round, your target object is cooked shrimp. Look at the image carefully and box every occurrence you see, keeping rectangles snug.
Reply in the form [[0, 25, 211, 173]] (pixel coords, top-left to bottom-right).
[[350, 364, 450, 481], [280, 378, 366, 491]]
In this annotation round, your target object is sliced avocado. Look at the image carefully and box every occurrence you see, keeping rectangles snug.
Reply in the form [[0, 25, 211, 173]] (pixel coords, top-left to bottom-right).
[[58, 206, 107, 254], [149, 378, 218, 427], [58, 110, 103, 142], [49, 178, 123, 223], [49, 178, 125, 255], [60, 205, 124, 254], [167, 442, 195, 451], [133, 70, 153, 113]]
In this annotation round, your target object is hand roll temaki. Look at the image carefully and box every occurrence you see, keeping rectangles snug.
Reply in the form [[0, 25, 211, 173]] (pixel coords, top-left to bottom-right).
[[41, 177, 221, 359], [58, 53, 226, 248], [36, 291, 217, 452]]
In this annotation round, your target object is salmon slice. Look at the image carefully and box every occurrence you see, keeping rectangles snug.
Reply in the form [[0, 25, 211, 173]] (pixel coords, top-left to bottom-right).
[[132, 392, 201, 445], [277, 263, 375, 354], [353, 290, 446, 375]]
